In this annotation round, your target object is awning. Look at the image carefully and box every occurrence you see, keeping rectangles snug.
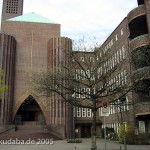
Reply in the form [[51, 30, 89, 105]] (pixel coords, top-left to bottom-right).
[[136, 112, 150, 117]]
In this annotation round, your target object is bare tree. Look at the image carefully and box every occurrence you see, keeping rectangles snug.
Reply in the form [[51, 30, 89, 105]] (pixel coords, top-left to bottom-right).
[[32, 39, 150, 150]]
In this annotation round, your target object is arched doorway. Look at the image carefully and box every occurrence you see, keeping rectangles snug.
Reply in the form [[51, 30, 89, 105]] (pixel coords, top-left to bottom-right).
[[14, 95, 46, 125]]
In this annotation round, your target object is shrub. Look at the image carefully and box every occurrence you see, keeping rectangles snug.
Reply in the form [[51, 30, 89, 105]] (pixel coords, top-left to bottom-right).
[[67, 139, 82, 143], [118, 124, 136, 144]]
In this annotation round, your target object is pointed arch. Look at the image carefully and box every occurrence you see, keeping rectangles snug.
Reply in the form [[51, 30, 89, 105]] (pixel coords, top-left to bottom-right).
[[13, 91, 48, 123]]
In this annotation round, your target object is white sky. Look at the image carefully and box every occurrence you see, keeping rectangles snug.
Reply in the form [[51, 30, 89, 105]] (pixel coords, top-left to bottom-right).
[[0, 0, 137, 43]]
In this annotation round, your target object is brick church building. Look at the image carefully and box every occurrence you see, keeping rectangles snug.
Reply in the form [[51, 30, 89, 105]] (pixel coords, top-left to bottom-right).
[[0, 0, 150, 139]]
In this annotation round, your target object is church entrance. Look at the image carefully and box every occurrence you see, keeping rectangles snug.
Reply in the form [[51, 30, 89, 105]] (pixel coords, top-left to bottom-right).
[[14, 95, 46, 125]]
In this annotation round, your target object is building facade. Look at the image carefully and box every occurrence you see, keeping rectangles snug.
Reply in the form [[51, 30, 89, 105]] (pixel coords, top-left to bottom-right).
[[0, 0, 150, 138]]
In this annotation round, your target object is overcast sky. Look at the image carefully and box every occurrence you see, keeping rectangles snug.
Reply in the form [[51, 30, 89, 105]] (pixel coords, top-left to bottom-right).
[[0, 0, 137, 43]]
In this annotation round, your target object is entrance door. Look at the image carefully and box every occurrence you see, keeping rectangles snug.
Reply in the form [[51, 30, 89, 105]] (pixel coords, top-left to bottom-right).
[[81, 126, 91, 138], [15, 95, 46, 125]]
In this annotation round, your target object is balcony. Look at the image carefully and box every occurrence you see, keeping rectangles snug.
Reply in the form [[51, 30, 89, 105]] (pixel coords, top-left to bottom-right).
[[132, 66, 150, 81], [127, 5, 146, 23], [130, 34, 149, 51]]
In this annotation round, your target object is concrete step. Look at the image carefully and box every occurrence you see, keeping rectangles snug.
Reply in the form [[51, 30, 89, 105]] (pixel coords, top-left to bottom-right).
[[0, 124, 61, 141], [0, 132, 58, 141]]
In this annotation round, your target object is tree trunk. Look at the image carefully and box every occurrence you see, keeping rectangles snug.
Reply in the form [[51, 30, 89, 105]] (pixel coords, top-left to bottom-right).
[[91, 108, 97, 150]]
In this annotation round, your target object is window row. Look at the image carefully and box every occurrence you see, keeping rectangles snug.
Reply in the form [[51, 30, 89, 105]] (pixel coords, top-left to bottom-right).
[[6, 10, 18, 14], [72, 56, 96, 63], [72, 87, 91, 99], [101, 122, 126, 134], [7, 0, 18, 2], [102, 28, 124, 54], [98, 45, 125, 77], [99, 70, 127, 95], [75, 107, 92, 117], [75, 69, 95, 80], [108, 70, 127, 91]]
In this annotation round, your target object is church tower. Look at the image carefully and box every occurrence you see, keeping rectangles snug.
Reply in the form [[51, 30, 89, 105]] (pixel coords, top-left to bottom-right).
[[1, 0, 24, 31]]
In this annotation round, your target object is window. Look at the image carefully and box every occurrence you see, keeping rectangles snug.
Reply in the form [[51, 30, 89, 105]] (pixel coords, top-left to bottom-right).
[[80, 70, 85, 80], [116, 51, 120, 63], [81, 88, 86, 98], [116, 34, 118, 41], [75, 88, 80, 98], [139, 121, 146, 133], [76, 107, 81, 117], [82, 108, 86, 117], [86, 88, 90, 98], [124, 70, 127, 84], [121, 29, 124, 35], [122, 45, 125, 59], [75, 69, 80, 80], [90, 70, 95, 80], [99, 52, 102, 58], [86, 70, 90, 79], [80, 57, 85, 62], [89, 57, 94, 62], [87, 108, 92, 117]]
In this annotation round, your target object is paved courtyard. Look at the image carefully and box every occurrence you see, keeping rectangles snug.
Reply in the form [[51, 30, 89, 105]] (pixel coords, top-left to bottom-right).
[[0, 138, 150, 150]]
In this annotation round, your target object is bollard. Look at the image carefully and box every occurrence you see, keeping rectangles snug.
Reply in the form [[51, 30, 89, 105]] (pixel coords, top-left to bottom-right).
[[74, 146, 76, 150]]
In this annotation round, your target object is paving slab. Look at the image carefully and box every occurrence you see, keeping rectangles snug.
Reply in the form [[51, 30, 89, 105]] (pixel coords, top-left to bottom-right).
[[0, 138, 150, 150]]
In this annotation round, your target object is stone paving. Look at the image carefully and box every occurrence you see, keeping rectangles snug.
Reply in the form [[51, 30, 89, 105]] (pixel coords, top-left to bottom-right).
[[0, 138, 150, 150]]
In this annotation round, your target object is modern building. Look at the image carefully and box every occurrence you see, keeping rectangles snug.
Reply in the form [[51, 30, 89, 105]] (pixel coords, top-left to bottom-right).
[[0, 0, 150, 139]]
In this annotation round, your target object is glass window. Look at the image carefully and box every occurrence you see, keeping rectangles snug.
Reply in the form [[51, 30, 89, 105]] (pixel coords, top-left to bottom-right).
[[121, 29, 124, 35], [76, 107, 81, 117], [75, 69, 80, 80], [89, 57, 94, 62], [80, 57, 85, 62], [116, 34, 118, 41], [82, 108, 86, 117], [139, 121, 146, 133], [87, 108, 92, 117]]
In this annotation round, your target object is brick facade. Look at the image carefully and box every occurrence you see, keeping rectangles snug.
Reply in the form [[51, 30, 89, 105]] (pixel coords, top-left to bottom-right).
[[0, 0, 150, 138]]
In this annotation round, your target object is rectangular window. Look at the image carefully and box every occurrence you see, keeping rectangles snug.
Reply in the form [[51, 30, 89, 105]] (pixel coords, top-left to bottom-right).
[[116, 34, 118, 41], [86, 70, 90, 79], [89, 57, 94, 62], [117, 51, 120, 63], [76, 88, 80, 98], [90, 70, 95, 80], [82, 108, 86, 117], [76, 107, 81, 117], [121, 29, 124, 35], [87, 108, 92, 117], [124, 70, 127, 84], [75, 69, 80, 80], [139, 121, 146, 133], [86, 88, 90, 98], [122, 45, 125, 59], [80, 70, 85, 80], [81, 88, 86, 98], [80, 57, 85, 62]]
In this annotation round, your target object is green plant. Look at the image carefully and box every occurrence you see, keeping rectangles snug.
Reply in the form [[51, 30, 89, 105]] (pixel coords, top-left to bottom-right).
[[66, 139, 82, 143], [118, 124, 136, 144]]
